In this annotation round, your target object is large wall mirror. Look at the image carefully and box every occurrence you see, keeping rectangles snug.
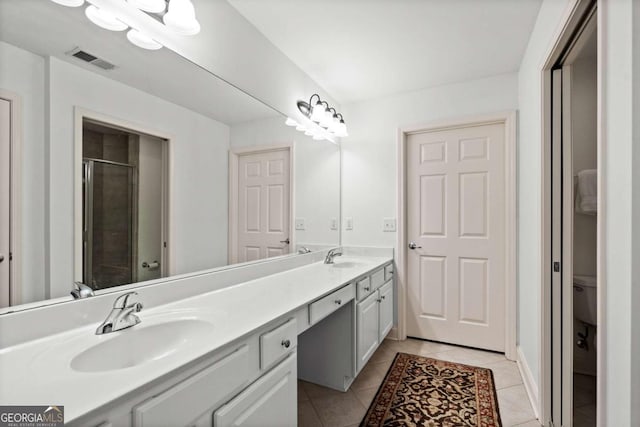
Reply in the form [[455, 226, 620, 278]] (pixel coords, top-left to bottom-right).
[[0, 0, 341, 313]]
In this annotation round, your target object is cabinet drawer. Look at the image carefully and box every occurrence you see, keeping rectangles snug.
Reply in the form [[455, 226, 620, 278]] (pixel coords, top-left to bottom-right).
[[370, 268, 386, 290], [214, 352, 297, 427], [384, 264, 394, 282], [260, 318, 297, 370], [133, 345, 249, 427], [309, 284, 355, 325], [356, 276, 372, 301]]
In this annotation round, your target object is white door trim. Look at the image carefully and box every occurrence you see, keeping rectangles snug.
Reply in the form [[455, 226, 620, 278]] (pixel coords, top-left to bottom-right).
[[538, 0, 598, 424], [73, 107, 174, 282], [0, 89, 22, 306], [396, 111, 517, 361], [228, 143, 295, 265]]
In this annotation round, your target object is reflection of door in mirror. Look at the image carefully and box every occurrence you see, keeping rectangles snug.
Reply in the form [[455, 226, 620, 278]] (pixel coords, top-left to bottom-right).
[[231, 147, 292, 263], [0, 97, 11, 307], [82, 120, 167, 290]]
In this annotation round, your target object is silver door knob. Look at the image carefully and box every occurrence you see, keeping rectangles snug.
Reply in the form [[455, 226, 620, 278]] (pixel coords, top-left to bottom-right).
[[408, 242, 422, 250], [280, 238, 290, 244]]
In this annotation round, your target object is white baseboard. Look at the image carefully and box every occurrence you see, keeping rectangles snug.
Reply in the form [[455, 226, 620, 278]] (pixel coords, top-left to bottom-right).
[[387, 327, 399, 340], [516, 346, 540, 420]]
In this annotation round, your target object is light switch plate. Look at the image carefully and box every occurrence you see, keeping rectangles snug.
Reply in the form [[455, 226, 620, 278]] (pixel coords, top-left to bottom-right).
[[345, 217, 353, 230], [295, 218, 305, 230], [383, 218, 396, 232], [330, 218, 338, 230]]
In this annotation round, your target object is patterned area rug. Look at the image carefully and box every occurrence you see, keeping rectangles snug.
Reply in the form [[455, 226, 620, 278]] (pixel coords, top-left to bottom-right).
[[360, 352, 502, 427]]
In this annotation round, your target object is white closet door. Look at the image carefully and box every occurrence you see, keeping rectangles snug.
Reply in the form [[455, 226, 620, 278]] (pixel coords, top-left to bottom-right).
[[406, 122, 506, 351], [236, 149, 290, 263]]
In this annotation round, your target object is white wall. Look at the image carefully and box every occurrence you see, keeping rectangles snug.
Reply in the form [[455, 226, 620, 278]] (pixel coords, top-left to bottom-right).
[[0, 41, 45, 304], [230, 117, 341, 247], [46, 57, 230, 298], [571, 56, 597, 277], [600, 0, 640, 424], [516, 0, 573, 388], [340, 72, 518, 248]]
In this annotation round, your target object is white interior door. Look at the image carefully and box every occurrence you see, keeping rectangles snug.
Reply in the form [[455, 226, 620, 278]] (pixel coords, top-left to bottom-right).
[[137, 134, 165, 282], [236, 149, 291, 263], [406, 122, 506, 351], [0, 98, 10, 308]]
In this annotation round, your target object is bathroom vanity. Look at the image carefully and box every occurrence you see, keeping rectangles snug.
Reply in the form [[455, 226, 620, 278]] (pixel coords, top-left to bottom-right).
[[0, 252, 393, 427]]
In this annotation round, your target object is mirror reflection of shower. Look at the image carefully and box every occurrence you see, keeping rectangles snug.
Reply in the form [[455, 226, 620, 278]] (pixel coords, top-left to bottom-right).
[[82, 119, 168, 290]]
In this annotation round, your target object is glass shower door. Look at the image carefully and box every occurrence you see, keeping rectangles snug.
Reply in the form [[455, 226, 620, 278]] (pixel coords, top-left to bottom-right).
[[83, 159, 137, 290]]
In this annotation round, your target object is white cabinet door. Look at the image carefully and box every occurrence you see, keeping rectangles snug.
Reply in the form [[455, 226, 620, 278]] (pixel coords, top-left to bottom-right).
[[214, 352, 297, 427], [356, 291, 380, 372], [378, 281, 393, 342]]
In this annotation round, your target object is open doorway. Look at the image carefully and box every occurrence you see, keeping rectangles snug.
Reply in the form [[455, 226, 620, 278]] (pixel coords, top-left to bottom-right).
[[78, 117, 170, 290], [542, 1, 598, 426]]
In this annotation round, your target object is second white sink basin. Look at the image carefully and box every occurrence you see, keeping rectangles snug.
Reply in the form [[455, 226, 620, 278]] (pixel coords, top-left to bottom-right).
[[71, 318, 212, 373]]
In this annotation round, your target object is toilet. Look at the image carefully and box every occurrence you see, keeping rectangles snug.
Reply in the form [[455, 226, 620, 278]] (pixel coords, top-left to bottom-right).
[[573, 275, 597, 376], [573, 275, 597, 326]]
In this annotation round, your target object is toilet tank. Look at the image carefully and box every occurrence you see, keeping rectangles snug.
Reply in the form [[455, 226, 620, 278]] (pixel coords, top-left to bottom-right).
[[573, 275, 597, 325]]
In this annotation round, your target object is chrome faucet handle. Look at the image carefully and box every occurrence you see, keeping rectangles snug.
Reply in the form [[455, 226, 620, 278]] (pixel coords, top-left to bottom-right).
[[113, 291, 139, 309], [71, 281, 94, 299]]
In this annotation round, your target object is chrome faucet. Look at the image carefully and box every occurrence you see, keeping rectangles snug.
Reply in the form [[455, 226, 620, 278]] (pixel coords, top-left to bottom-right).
[[324, 248, 343, 264], [298, 247, 312, 254], [71, 281, 94, 299], [96, 292, 143, 335]]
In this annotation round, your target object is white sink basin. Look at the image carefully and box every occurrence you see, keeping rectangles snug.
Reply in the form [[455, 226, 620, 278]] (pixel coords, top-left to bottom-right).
[[70, 319, 212, 373]]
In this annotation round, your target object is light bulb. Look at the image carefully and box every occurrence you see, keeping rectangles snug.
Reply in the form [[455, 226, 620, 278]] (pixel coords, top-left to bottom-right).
[[335, 120, 348, 137], [127, 29, 163, 50], [310, 100, 325, 122], [285, 117, 298, 127], [51, 0, 84, 6], [127, 0, 166, 13], [164, 0, 201, 35], [319, 107, 332, 128], [328, 114, 340, 132], [85, 5, 128, 31]]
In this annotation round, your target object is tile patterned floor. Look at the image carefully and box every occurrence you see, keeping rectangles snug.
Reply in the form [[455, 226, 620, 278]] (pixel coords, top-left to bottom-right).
[[298, 338, 541, 427]]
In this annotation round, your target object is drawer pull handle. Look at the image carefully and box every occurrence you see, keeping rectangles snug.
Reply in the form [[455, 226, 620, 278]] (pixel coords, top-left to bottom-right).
[[334, 299, 342, 305], [364, 286, 370, 291], [376, 298, 382, 303], [381, 296, 386, 300], [281, 339, 291, 348]]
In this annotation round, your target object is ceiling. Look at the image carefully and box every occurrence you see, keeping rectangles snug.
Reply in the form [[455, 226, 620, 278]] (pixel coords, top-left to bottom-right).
[[228, 0, 543, 104], [0, 0, 278, 125]]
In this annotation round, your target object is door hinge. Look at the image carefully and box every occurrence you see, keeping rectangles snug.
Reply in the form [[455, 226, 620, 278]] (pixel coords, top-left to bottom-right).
[[553, 261, 561, 272]]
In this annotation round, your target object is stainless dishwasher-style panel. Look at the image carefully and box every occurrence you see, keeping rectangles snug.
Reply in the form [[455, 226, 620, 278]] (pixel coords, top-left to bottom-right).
[[132, 345, 250, 427], [260, 318, 297, 370], [308, 284, 355, 325]]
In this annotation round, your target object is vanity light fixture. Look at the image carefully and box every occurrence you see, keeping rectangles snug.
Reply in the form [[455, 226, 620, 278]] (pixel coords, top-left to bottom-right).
[[49, 0, 201, 50], [85, 5, 128, 32], [127, 0, 166, 14], [285, 94, 347, 142]]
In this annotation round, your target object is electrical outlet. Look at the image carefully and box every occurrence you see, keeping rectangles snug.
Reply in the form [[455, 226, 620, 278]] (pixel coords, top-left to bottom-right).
[[345, 217, 353, 230], [330, 218, 338, 230], [295, 218, 305, 230], [383, 218, 396, 232]]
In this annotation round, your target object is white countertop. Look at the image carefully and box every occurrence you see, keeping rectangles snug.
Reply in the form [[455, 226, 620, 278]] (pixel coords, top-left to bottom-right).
[[0, 255, 391, 422]]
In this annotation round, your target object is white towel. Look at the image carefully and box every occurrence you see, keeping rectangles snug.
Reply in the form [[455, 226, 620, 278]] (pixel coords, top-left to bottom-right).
[[576, 169, 597, 214]]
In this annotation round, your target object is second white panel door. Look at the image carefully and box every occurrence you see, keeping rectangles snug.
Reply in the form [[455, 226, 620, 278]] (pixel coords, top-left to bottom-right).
[[237, 148, 291, 263], [406, 123, 506, 351]]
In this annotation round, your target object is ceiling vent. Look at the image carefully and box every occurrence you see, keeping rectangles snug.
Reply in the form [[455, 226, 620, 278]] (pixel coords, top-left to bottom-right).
[[66, 47, 116, 71]]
